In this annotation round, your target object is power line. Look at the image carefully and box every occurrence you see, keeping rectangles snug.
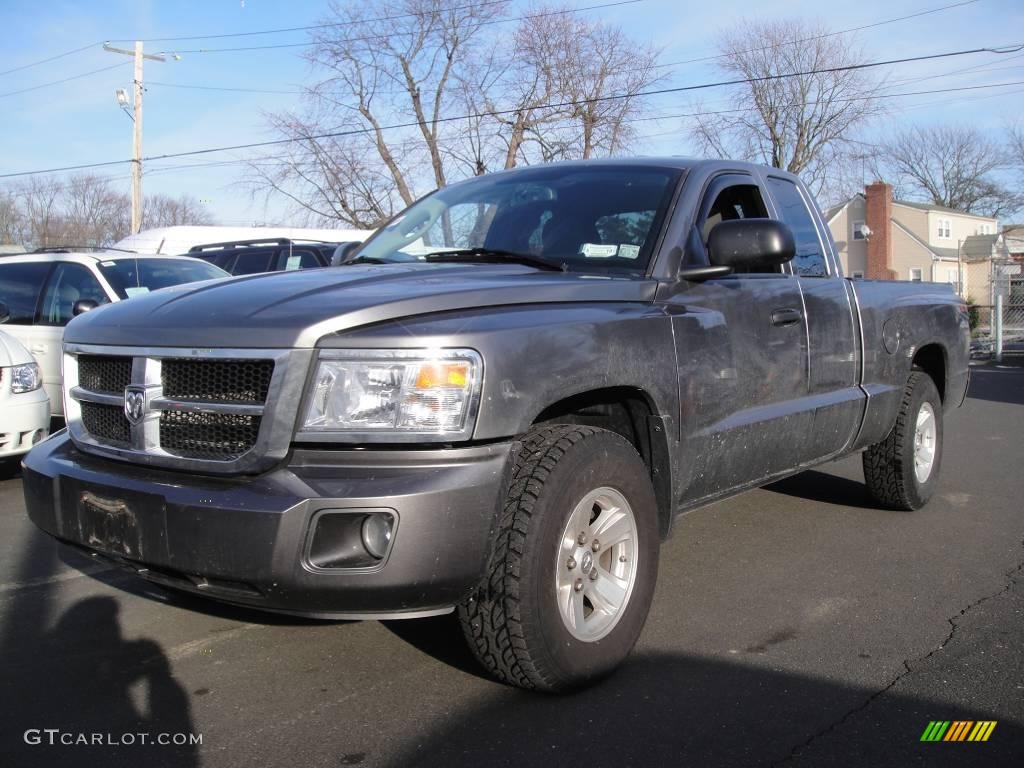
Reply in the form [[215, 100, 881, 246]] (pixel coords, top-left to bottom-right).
[[651, 0, 984, 70], [168, 0, 644, 54], [2, 42, 1021, 180], [0, 42, 103, 78], [142, 0, 986, 98], [0, 61, 131, 99], [114, 0, 515, 43]]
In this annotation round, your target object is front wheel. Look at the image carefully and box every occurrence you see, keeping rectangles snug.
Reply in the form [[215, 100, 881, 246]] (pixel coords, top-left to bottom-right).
[[863, 370, 943, 510], [459, 424, 659, 692]]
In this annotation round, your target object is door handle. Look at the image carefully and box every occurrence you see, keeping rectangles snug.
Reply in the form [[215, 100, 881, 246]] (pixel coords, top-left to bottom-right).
[[771, 308, 802, 327], [29, 344, 47, 355]]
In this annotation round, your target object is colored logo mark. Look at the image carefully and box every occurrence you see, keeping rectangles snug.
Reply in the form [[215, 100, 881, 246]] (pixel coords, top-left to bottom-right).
[[921, 721, 997, 742]]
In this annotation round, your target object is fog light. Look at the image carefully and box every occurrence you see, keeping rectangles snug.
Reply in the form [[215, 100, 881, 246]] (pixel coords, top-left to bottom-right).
[[361, 514, 393, 559]]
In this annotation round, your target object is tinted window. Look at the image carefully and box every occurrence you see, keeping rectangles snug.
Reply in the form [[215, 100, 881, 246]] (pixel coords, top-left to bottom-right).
[[702, 184, 768, 243], [231, 250, 275, 275], [767, 177, 827, 277], [97, 258, 227, 299], [355, 166, 680, 274], [278, 249, 324, 271], [0, 262, 51, 324], [38, 263, 110, 326]]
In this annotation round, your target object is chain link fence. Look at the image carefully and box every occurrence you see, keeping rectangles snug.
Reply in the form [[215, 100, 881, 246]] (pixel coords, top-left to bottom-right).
[[971, 275, 1024, 359]]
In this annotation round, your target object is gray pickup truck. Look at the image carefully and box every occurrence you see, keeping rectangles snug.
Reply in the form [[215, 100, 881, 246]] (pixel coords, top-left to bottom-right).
[[23, 158, 969, 692]]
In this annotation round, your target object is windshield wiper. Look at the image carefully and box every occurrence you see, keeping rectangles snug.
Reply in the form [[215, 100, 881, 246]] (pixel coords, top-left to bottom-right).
[[422, 247, 566, 272]]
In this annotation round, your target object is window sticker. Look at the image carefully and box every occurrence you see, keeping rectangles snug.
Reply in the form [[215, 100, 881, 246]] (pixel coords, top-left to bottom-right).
[[617, 244, 641, 259], [124, 286, 150, 297], [580, 243, 619, 258], [285, 255, 302, 270]]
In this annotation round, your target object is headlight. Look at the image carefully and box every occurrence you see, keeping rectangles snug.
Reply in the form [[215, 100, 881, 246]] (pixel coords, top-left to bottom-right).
[[10, 362, 42, 394], [300, 349, 482, 440]]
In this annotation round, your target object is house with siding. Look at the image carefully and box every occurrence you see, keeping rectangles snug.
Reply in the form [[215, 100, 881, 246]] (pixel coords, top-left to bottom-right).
[[825, 183, 1006, 303]]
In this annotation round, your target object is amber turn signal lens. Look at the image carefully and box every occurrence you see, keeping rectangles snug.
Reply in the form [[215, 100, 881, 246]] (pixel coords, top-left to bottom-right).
[[414, 362, 469, 389]]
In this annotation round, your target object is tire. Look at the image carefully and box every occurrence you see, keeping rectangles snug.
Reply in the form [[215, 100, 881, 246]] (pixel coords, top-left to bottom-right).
[[863, 370, 943, 511], [459, 424, 660, 692]]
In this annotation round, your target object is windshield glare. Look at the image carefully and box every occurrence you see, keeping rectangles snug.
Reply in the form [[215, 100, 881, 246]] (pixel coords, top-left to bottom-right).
[[97, 258, 228, 300], [355, 166, 681, 273]]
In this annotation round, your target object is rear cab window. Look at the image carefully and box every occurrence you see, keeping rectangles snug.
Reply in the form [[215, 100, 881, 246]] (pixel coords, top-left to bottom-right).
[[766, 177, 829, 277]]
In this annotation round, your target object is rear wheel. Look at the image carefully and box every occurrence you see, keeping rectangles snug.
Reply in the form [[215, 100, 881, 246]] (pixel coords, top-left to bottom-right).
[[459, 424, 659, 692], [863, 370, 943, 510]]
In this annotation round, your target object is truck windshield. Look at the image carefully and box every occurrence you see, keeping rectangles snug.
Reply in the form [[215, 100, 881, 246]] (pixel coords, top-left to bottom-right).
[[353, 165, 681, 274], [97, 258, 229, 300]]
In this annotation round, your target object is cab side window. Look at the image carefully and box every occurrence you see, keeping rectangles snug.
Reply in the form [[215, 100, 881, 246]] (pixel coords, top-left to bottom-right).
[[231, 250, 275, 275], [37, 263, 109, 326], [700, 183, 776, 274], [766, 177, 828, 277], [702, 184, 769, 243], [0, 262, 51, 324]]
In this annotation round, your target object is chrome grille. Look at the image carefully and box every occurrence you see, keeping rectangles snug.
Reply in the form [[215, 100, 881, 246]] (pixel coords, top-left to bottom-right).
[[78, 355, 132, 394], [80, 402, 131, 445], [163, 359, 273, 403], [160, 410, 263, 460], [65, 345, 297, 472]]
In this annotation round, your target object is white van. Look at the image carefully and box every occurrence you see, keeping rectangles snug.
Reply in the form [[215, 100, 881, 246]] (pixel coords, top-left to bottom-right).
[[116, 225, 374, 255], [0, 327, 50, 471], [0, 250, 228, 417]]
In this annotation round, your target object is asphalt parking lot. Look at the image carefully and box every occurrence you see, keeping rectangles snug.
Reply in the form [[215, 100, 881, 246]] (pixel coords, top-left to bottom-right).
[[1, 362, 1022, 768]]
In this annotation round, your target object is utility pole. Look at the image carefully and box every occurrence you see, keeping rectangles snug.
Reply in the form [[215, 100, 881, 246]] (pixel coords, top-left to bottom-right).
[[103, 41, 171, 234]]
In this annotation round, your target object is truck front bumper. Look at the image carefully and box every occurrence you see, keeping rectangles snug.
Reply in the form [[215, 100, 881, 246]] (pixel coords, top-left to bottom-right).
[[22, 431, 512, 619]]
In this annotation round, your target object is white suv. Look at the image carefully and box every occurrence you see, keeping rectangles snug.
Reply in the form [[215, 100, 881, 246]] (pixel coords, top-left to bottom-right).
[[0, 249, 228, 417], [0, 327, 49, 472]]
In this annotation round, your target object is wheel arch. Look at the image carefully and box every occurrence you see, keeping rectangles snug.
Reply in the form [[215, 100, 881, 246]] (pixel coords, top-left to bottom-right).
[[530, 386, 674, 539], [911, 343, 947, 403]]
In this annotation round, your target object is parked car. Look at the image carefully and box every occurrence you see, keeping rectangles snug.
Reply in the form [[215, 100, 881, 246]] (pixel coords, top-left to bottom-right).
[[0, 322, 49, 475], [23, 158, 969, 692], [0, 248, 228, 416], [187, 238, 364, 275], [115, 225, 373, 255]]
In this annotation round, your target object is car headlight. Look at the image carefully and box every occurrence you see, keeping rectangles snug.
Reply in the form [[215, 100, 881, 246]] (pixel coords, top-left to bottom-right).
[[10, 362, 42, 394], [300, 349, 482, 441]]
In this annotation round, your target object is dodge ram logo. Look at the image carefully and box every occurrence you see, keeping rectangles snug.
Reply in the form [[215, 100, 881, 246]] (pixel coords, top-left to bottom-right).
[[124, 386, 147, 425]]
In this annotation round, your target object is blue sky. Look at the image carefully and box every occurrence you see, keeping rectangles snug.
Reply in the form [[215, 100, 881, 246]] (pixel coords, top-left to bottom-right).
[[1, 0, 1022, 225]]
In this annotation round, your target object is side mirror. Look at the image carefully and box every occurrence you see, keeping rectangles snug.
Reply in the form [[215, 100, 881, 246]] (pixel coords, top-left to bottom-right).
[[0, 302, 9, 324], [72, 299, 99, 316], [331, 242, 360, 266], [707, 219, 796, 271]]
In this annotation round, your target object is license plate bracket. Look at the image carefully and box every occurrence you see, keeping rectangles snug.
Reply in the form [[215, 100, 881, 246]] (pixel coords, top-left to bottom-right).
[[80, 490, 141, 558]]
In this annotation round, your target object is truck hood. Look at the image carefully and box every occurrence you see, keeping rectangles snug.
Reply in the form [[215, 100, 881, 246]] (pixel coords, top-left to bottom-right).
[[0, 329, 34, 367], [65, 263, 657, 348]]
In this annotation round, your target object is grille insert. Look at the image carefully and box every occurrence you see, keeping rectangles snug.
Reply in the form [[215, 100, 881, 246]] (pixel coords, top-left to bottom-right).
[[162, 359, 273, 403], [78, 355, 132, 394], [81, 402, 130, 445], [160, 410, 262, 460]]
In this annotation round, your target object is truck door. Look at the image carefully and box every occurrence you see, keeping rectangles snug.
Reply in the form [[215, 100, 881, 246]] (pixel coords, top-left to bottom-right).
[[764, 175, 861, 462], [662, 174, 811, 504]]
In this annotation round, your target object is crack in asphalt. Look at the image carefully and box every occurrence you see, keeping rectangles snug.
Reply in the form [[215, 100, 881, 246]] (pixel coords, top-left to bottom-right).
[[771, 537, 1024, 767]]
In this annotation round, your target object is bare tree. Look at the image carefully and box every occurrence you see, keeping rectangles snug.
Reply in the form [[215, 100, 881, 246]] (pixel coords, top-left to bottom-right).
[[143, 193, 214, 229], [253, 1, 664, 225], [0, 190, 23, 246], [14, 177, 64, 248], [62, 174, 131, 246], [689, 19, 882, 193], [876, 124, 1022, 218]]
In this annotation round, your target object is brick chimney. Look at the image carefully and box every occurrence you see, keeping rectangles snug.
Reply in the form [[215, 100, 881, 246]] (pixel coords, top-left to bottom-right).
[[864, 182, 895, 280]]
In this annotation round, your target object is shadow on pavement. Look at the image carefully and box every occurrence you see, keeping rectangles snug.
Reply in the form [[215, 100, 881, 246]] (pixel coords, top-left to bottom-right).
[[0, 531, 198, 768], [383, 651, 1024, 768], [966, 364, 1024, 406], [763, 469, 877, 509]]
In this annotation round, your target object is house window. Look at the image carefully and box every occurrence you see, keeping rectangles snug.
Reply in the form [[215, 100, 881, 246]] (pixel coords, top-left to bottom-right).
[[909, 268, 923, 282], [976, 223, 993, 235], [936, 218, 951, 239], [851, 270, 864, 279], [852, 219, 866, 240]]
